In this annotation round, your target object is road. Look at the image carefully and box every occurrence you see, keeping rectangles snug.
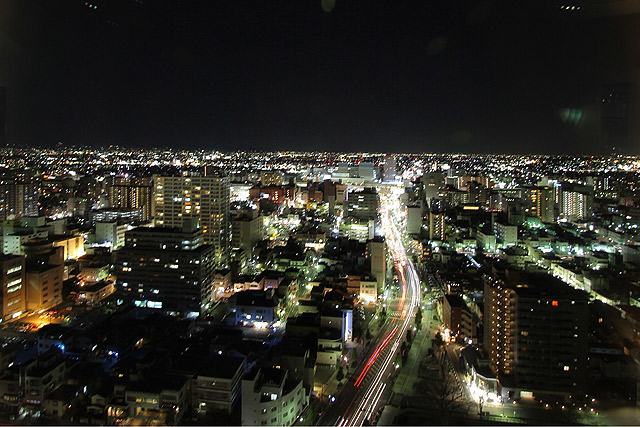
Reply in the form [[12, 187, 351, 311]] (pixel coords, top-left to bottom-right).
[[317, 194, 421, 427]]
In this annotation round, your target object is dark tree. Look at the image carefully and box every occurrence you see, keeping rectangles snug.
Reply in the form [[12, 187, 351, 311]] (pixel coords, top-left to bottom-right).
[[413, 373, 471, 425]]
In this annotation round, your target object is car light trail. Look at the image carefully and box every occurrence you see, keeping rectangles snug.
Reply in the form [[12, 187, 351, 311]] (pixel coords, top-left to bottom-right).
[[354, 326, 398, 387]]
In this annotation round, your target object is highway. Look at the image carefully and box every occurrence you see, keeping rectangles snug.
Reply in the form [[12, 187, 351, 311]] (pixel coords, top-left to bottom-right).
[[317, 193, 421, 426]]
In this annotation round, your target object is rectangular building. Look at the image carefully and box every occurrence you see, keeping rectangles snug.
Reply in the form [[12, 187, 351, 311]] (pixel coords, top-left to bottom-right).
[[0, 255, 26, 321], [483, 273, 589, 399], [115, 222, 216, 315], [153, 174, 230, 264]]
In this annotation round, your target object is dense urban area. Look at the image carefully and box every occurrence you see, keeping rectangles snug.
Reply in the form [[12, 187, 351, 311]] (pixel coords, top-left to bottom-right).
[[0, 147, 638, 425]]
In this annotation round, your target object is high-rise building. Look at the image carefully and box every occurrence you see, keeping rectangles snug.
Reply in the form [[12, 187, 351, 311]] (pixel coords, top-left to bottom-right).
[[231, 210, 263, 258], [483, 273, 588, 399], [153, 173, 230, 264], [0, 254, 26, 321], [115, 221, 216, 315], [108, 177, 153, 222], [0, 183, 39, 221], [560, 184, 593, 220], [383, 155, 396, 182], [367, 237, 386, 291], [529, 186, 556, 223], [406, 204, 423, 235], [421, 172, 444, 202], [26, 261, 63, 312]]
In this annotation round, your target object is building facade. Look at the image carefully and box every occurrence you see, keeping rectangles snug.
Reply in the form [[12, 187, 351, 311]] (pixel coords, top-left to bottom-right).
[[153, 174, 230, 264]]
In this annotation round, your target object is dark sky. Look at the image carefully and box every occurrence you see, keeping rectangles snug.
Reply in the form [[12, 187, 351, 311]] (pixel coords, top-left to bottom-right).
[[0, 0, 636, 154]]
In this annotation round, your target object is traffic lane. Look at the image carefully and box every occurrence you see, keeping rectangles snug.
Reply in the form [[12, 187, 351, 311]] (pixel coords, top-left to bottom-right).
[[316, 317, 395, 426]]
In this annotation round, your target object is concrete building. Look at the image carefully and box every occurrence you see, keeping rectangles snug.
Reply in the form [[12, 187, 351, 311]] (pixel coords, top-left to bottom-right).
[[25, 261, 63, 312], [344, 188, 379, 221], [0, 183, 39, 221], [406, 204, 422, 235], [560, 184, 593, 220], [483, 273, 589, 400], [429, 211, 446, 241], [232, 211, 263, 257], [421, 172, 444, 202], [153, 173, 230, 264], [124, 376, 189, 425], [192, 356, 245, 415], [493, 222, 517, 246], [95, 221, 127, 250], [108, 178, 153, 222], [241, 367, 307, 426], [0, 254, 26, 321], [367, 237, 386, 291], [476, 229, 497, 254], [531, 186, 556, 223], [115, 221, 216, 315]]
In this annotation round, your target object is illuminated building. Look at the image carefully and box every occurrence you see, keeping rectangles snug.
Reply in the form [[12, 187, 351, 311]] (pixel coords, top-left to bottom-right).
[[0, 254, 26, 321], [241, 367, 308, 427], [231, 210, 264, 257], [153, 173, 230, 264], [108, 177, 153, 221], [421, 172, 444, 202], [529, 186, 555, 223], [483, 273, 588, 399], [95, 221, 127, 250], [115, 220, 216, 315], [476, 229, 497, 254], [442, 294, 475, 342], [367, 237, 386, 291], [345, 188, 379, 221], [493, 221, 517, 246], [383, 155, 396, 182], [0, 183, 39, 221], [260, 171, 285, 186], [560, 184, 593, 220], [428, 211, 445, 241], [26, 261, 63, 312]]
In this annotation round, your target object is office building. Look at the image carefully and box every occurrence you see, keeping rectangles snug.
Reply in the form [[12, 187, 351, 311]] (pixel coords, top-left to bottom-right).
[[115, 221, 216, 315], [383, 155, 396, 182], [153, 173, 230, 264], [95, 221, 127, 250]]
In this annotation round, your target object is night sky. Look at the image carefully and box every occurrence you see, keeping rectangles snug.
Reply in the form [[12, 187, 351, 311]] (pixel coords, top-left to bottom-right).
[[0, 0, 636, 154]]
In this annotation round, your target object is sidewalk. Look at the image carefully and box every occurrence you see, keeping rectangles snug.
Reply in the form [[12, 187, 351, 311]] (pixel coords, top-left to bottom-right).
[[391, 314, 432, 398]]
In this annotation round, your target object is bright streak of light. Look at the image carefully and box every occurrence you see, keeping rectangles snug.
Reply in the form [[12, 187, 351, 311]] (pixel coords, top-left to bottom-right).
[[354, 326, 398, 387]]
